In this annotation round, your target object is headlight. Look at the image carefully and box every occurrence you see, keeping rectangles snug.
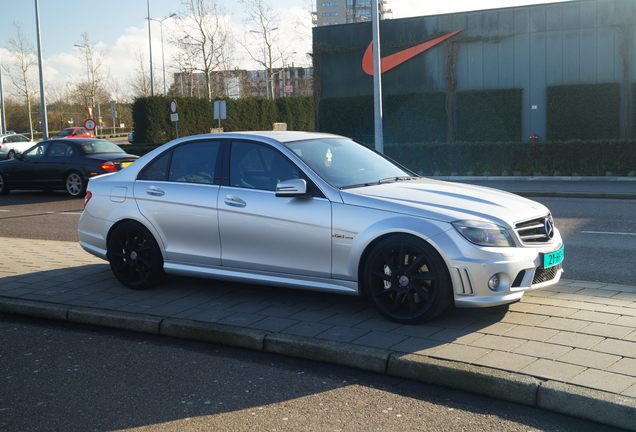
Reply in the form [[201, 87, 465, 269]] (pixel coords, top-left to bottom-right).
[[452, 220, 515, 247]]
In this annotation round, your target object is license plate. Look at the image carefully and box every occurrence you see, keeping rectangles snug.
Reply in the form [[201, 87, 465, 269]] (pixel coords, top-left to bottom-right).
[[543, 246, 564, 269], [121, 161, 133, 168]]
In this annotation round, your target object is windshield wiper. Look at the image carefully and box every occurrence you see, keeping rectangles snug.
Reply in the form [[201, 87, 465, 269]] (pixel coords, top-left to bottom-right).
[[378, 176, 419, 183], [340, 176, 419, 190]]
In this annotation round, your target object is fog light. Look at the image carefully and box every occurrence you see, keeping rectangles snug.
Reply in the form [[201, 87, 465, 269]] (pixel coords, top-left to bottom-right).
[[488, 275, 500, 291]]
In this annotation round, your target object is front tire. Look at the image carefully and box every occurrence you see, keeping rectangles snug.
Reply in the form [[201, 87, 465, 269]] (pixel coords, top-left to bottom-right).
[[0, 173, 8, 195], [107, 221, 165, 290], [65, 171, 85, 197], [363, 235, 452, 324]]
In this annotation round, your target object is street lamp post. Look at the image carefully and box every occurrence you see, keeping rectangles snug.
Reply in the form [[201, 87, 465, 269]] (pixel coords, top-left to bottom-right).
[[0, 67, 6, 134], [34, 0, 49, 140], [371, 0, 383, 153], [148, 13, 176, 95], [146, 0, 154, 96]]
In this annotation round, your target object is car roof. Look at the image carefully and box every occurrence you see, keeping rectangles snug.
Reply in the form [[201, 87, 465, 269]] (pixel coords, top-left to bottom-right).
[[184, 131, 344, 143]]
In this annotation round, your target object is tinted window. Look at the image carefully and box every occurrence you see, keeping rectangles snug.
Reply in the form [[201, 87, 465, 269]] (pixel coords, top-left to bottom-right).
[[138, 151, 172, 181], [78, 140, 124, 154], [23, 142, 49, 159], [48, 142, 74, 157], [230, 141, 300, 191], [168, 141, 220, 185]]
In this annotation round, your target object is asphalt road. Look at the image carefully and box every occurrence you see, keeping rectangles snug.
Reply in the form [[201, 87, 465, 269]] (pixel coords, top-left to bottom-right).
[[0, 192, 634, 285], [0, 314, 619, 432]]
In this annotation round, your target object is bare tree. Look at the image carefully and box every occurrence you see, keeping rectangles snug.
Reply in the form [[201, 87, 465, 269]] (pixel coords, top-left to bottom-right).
[[240, 0, 284, 99], [74, 32, 105, 118], [5, 23, 36, 139], [176, 0, 231, 101], [129, 50, 157, 98]]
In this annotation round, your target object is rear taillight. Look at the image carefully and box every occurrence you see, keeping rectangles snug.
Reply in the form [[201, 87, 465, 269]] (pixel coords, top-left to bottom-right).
[[100, 162, 117, 172], [83, 191, 92, 209]]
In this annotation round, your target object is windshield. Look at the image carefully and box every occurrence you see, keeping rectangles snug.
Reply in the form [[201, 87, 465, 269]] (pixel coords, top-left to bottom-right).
[[78, 140, 125, 154], [285, 138, 414, 189]]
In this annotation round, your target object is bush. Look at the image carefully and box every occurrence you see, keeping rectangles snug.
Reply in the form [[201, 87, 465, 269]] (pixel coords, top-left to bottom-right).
[[456, 89, 522, 142], [547, 83, 621, 140], [133, 96, 314, 144], [385, 140, 636, 176]]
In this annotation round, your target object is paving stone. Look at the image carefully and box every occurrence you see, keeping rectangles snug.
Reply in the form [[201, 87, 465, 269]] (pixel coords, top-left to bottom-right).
[[504, 325, 559, 342], [622, 384, 636, 398], [390, 324, 443, 339], [216, 313, 267, 327], [520, 359, 586, 381], [612, 292, 636, 301], [255, 304, 304, 318], [355, 318, 401, 332], [430, 344, 490, 363], [429, 328, 483, 344], [249, 316, 299, 332], [288, 309, 337, 322], [592, 339, 636, 358], [570, 310, 621, 324], [569, 369, 636, 394], [320, 312, 373, 327], [471, 322, 517, 336], [508, 302, 578, 318], [283, 322, 333, 338], [513, 340, 573, 360], [557, 348, 621, 369], [500, 312, 549, 326], [624, 330, 636, 342], [468, 334, 527, 352], [353, 331, 407, 349], [317, 326, 370, 343], [567, 281, 609, 289], [390, 337, 444, 355], [542, 284, 583, 293], [608, 358, 636, 377], [472, 351, 536, 372], [537, 317, 589, 332], [579, 322, 633, 339], [576, 288, 620, 298], [612, 315, 636, 328], [547, 331, 605, 349]]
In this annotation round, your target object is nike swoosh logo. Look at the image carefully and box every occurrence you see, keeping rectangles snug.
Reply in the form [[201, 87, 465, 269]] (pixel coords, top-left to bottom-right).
[[362, 29, 463, 76]]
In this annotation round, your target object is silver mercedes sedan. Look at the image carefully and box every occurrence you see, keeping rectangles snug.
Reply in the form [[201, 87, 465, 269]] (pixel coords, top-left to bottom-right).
[[78, 131, 564, 323]]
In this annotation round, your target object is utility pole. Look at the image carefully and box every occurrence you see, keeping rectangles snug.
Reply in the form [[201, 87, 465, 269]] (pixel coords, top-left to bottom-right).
[[0, 67, 6, 134], [147, 0, 154, 96], [372, 0, 383, 153], [34, 0, 49, 140]]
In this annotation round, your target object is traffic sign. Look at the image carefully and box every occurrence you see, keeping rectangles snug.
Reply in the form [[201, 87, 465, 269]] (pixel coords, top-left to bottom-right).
[[84, 118, 96, 130], [213, 100, 227, 120], [170, 113, 179, 122], [170, 99, 178, 114]]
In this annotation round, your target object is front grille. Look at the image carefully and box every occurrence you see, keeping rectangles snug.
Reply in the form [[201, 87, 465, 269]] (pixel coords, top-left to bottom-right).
[[532, 264, 561, 285], [515, 215, 553, 245]]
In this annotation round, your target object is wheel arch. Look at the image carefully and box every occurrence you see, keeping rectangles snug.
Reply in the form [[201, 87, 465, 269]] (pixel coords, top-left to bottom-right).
[[106, 217, 167, 261]]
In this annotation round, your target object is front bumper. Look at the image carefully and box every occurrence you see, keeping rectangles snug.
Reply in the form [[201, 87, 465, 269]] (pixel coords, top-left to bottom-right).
[[432, 227, 564, 308]]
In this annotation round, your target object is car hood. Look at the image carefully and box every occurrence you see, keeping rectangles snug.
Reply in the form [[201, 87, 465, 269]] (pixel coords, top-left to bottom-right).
[[340, 178, 549, 228]]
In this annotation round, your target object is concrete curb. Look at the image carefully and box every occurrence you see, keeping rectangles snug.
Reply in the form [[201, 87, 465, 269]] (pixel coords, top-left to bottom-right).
[[387, 353, 541, 406], [264, 332, 390, 374], [160, 318, 266, 351], [538, 381, 636, 431], [1, 297, 635, 430]]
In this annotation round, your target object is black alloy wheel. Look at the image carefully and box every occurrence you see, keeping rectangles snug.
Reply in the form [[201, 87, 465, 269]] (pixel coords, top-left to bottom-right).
[[65, 171, 85, 197], [7, 150, 15, 159], [364, 235, 452, 324], [107, 221, 165, 290], [0, 173, 8, 195]]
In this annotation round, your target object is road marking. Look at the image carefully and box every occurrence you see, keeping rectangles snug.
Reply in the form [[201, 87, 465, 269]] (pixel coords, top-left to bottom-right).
[[45, 211, 83, 215], [581, 230, 636, 236], [0, 210, 9, 212]]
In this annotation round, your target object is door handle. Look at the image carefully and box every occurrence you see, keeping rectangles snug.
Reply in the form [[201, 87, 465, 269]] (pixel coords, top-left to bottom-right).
[[146, 186, 165, 197], [224, 195, 246, 208]]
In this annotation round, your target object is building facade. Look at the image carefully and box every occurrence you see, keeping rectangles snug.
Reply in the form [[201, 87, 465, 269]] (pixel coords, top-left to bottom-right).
[[313, 0, 636, 143], [315, 0, 391, 27]]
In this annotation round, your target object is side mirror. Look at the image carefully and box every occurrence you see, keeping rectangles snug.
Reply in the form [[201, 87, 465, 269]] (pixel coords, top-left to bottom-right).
[[275, 178, 309, 198]]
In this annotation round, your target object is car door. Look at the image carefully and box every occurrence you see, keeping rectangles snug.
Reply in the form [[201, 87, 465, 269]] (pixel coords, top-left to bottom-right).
[[218, 140, 332, 278], [8, 141, 51, 187], [40, 141, 76, 187], [134, 140, 222, 266]]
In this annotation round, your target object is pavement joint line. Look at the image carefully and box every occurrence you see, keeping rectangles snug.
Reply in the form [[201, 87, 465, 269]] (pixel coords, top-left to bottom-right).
[[1, 296, 635, 430]]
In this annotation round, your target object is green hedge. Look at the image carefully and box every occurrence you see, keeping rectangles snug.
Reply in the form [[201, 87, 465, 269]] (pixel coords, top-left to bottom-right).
[[385, 140, 636, 176], [456, 89, 522, 142], [133, 96, 314, 144], [547, 83, 621, 140], [319, 90, 521, 144]]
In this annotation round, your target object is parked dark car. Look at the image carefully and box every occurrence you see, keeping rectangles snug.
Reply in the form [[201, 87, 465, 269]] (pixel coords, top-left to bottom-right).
[[0, 139, 138, 196]]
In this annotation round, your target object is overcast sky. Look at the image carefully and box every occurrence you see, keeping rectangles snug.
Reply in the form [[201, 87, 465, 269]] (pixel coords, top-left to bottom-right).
[[0, 0, 571, 97]]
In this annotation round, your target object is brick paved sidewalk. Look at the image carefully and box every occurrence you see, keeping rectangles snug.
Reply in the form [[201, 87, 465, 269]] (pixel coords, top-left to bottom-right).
[[1, 236, 636, 399]]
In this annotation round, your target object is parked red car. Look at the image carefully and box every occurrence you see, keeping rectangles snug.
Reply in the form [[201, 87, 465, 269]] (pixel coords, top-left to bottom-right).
[[55, 127, 94, 138]]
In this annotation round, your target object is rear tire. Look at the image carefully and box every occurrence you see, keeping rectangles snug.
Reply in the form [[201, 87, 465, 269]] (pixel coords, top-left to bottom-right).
[[65, 171, 85, 197], [107, 221, 165, 290], [7, 150, 16, 159], [363, 234, 453, 324]]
